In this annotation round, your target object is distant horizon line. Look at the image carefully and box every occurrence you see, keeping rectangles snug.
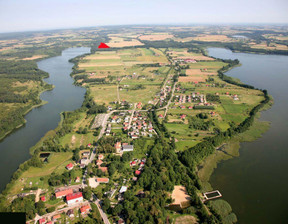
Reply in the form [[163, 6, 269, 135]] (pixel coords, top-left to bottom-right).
[[1, 22, 288, 35]]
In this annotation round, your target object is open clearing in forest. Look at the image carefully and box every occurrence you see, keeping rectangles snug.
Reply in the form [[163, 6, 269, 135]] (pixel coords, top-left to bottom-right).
[[171, 186, 191, 205], [175, 215, 198, 224]]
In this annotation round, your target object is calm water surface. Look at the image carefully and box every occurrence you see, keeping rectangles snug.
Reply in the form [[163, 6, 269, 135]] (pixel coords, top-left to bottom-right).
[[0, 47, 90, 192], [207, 48, 288, 224]]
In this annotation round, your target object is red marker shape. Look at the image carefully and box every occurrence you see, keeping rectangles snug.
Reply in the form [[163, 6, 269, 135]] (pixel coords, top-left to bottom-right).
[[98, 42, 110, 48]]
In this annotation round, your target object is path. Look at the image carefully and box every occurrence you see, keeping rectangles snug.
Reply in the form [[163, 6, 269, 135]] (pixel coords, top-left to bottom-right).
[[93, 194, 110, 224], [35, 188, 41, 202], [163, 81, 177, 118]]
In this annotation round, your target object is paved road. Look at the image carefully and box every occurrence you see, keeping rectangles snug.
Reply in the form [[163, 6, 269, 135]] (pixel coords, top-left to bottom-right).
[[34, 201, 90, 224], [164, 81, 177, 118], [93, 194, 110, 224]]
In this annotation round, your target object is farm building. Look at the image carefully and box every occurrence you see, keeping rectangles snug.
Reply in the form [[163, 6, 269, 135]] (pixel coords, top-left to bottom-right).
[[66, 192, 83, 205], [80, 204, 91, 214], [55, 189, 73, 199], [96, 178, 109, 183], [122, 145, 134, 152], [66, 163, 74, 170]]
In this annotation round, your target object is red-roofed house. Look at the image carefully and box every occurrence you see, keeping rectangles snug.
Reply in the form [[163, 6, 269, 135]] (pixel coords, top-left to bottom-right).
[[40, 196, 46, 202], [98, 154, 104, 160], [135, 170, 141, 175], [80, 204, 91, 214], [38, 218, 46, 224], [55, 189, 73, 199], [96, 178, 109, 183], [46, 222, 52, 224], [180, 114, 186, 119], [66, 192, 83, 205], [130, 161, 136, 166], [66, 163, 74, 170], [158, 114, 164, 119], [115, 142, 122, 153], [99, 167, 108, 173], [96, 160, 103, 166], [52, 214, 61, 221]]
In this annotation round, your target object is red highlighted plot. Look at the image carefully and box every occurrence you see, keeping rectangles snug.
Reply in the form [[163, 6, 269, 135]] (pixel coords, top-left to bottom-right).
[[98, 42, 110, 48]]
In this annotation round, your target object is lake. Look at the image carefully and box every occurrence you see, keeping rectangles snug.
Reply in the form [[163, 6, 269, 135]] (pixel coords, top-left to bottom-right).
[[207, 48, 288, 224], [0, 47, 90, 192]]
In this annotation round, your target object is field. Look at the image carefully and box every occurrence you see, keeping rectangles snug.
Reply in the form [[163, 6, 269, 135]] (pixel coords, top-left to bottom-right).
[[107, 35, 144, 48], [139, 33, 174, 41], [89, 85, 118, 104], [248, 42, 288, 50], [8, 152, 73, 194], [175, 34, 233, 43], [77, 47, 171, 106]]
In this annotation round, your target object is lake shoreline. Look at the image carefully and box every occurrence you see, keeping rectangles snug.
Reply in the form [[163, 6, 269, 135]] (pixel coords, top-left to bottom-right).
[[0, 84, 55, 142], [0, 47, 90, 194]]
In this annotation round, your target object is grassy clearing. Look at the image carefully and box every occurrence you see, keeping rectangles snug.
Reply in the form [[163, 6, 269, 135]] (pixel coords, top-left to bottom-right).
[[22, 152, 73, 178], [89, 85, 118, 104]]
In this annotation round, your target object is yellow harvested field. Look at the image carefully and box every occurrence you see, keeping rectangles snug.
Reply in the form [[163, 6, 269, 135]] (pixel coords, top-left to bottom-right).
[[250, 43, 288, 50], [108, 36, 144, 47], [78, 63, 123, 67], [186, 69, 202, 75], [188, 34, 232, 42], [85, 55, 121, 60], [22, 55, 47, 60], [108, 40, 144, 48], [139, 34, 174, 41], [179, 76, 205, 83], [171, 186, 191, 205]]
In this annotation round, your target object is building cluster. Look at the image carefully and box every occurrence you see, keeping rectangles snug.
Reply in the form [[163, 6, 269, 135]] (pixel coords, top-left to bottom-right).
[[115, 142, 134, 153], [96, 154, 108, 173], [130, 158, 146, 177], [127, 111, 154, 138], [174, 93, 206, 104]]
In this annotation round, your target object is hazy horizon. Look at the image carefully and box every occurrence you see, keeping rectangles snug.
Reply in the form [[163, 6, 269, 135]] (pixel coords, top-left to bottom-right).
[[0, 0, 288, 33]]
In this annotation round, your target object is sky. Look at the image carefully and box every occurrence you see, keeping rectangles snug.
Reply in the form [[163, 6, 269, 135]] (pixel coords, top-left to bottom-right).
[[0, 0, 288, 33]]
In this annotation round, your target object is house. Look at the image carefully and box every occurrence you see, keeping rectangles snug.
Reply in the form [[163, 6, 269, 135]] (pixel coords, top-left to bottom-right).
[[135, 170, 141, 175], [46, 222, 52, 224], [119, 186, 128, 194], [139, 162, 145, 167], [98, 154, 104, 160], [180, 114, 186, 120], [52, 214, 61, 221], [66, 163, 74, 170], [55, 189, 73, 199], [87, 143, 92, 148], [82, 151, 90, 156], [122, 145, 134, 152], [80, 204, 91, 214], [80, 159, 88, 165], [188, 106, 193, 109], [99, 167, 108, 173], [115, 142, 122, 153], [158, 114, 164, 119], [130, 161, 136, 166], [40, 196, 46, 202], [75, 177, 81, 183], [132, 177, 138, 181], [66, 192, 83, 205], [96, 178, 109, 183], [96, 160, 103, 166], [67, 209, 74, 218], [38, 218, 46, 224]]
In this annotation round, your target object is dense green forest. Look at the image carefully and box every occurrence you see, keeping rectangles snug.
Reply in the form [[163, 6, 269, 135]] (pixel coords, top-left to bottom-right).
[[0, 59, 53, 139]]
